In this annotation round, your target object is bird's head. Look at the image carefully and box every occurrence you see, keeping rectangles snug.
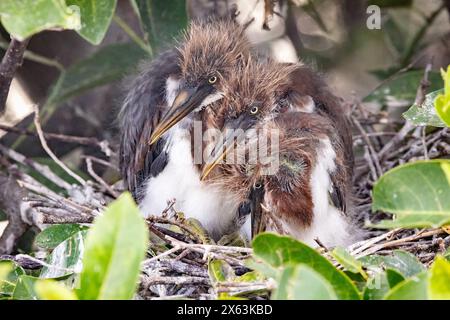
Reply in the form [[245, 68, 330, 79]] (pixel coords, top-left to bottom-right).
[[149, 19, 251, 145], [200, 59, 297, 180]]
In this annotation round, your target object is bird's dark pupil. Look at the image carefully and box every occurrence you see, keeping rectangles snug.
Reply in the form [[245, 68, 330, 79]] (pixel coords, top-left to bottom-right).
[[209, 76, 217, 84], [251, 107, 258, 114], [255, 183, 262, 189]]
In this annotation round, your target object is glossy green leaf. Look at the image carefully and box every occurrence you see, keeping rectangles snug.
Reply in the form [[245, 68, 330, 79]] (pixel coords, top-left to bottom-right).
[[235, 271, 265, 283], [47, 43, 148, 105], [0, 261, 25, 297], [434, 66, 450, 127], [386, 268, 406, 288], [403, 90, 447, 127], [252, 233, 360, 300], [360, 250, 425, 278], [77, 193, 149, 300], [365, 70, 441, 104], [12, 276, 39, 300], [363, 268, 390, 300], [273, 265, 337, 300], [383, 14, 407, 54], [428, 257, 450, 300], [40, 230, 87, 279], [372, 160, 450, 229], [208, 260, 235, 284], [35, 279, 78, 300], [0, 0, 81, 40], [134, 0, 187, 48], [332, 247, 366, 276], [35, 224, 87, 250], [66, 0, 117, 45], [0, 262, 12, 281], [384, 272, 428, 300]]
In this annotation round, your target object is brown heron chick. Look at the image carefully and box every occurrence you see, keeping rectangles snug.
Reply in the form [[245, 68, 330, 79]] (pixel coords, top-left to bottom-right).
[[201, 59, 356, 247], [119, 18, 252, 239]]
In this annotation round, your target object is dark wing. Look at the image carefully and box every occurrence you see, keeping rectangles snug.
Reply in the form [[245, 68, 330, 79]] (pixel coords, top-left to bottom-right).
[[286, 65, 354, 171], [119, 49, 180, 200]]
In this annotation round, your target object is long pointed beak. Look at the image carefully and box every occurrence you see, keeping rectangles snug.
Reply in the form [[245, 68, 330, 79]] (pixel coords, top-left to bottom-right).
[[149, 86, 212, 145], [200, 128, 246, 181], [250, 184, 265, 238]]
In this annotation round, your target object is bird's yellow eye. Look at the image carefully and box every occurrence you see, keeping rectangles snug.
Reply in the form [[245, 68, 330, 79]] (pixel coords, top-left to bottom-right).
[[250, 106, 259, 115], [208, 76, 217, 84]]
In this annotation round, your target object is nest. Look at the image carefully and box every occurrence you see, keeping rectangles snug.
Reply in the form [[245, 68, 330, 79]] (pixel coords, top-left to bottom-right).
[[0, 72, 449, 299]]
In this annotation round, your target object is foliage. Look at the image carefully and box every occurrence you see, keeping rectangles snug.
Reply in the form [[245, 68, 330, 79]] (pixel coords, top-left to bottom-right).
[[371, 160, 450, 229], [0, 193, 148, 300], [249, 233, 450, 300], [435, 67, 450, 127]]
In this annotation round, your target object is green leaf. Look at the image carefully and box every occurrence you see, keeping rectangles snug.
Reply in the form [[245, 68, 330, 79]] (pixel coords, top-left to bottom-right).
[[40, 230, 87, 279], [365, 70, 441, 104], [0, 262, 12, 282], [434, 66, 450, 127], [332, 247, 366, 277], [47, 43, 148, 106], [372, 160, 450, 229], [35, 224, 87, 250], [208, 260, 235, 284], [77, 193, 149, 300], [383, 14, 407, 54], [12, 275, 39, 300], [66, 0, 117, 45], [360, 250, 425, 278], [403, 90, 447, 127], [235, 271, 265, 283], [384, 272, 428, 300], [134, 0, 187, 48], [252, 233, 360, 300], [363, 269, 390, 300], [0, 261, 25, 297], [386, 268, 406, 288], [35, 279, 78, 300], [428, 257, 450, 300], [273, 265, 337, 300], [0, 0, 81, 40]]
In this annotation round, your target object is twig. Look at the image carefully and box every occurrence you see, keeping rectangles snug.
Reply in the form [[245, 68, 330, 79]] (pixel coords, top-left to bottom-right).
[[0, 144, 72, 190], [0, 123, 112, 154], [0, 37, 29, 114], [0, 172, 29, 254], [85, 158, 119, 198], [32, 105, 86, 186]]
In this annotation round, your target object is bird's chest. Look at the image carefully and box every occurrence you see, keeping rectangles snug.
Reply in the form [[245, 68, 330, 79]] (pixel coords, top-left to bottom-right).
[[138, 129, 239, 239]]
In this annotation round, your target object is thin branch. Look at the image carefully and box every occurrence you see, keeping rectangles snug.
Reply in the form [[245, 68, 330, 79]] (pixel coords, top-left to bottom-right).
[[85, 158, 119, 198], [0, 123, 112, 155], [32, 105, 86, 186], [0, 38, 30, 114]]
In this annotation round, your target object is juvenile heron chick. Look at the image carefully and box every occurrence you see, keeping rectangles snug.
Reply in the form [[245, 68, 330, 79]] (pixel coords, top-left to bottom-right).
[[202, 58, 356, 246], [119, 18, 253, 240]]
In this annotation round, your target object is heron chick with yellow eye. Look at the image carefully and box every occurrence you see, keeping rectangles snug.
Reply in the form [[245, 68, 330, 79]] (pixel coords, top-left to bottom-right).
[[200, 58, 358, 247], [119, 18, 255, 240]]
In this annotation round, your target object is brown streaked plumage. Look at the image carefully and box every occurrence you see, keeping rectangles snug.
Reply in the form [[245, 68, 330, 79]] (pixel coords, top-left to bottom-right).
[[201, 57, 355, 246], [119, 18, 261, 241], [119, 18, 250, 199]]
